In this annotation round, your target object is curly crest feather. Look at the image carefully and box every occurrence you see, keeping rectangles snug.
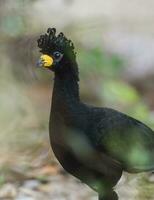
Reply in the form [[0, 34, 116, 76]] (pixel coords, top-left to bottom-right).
[[37, 28, 76, 58]]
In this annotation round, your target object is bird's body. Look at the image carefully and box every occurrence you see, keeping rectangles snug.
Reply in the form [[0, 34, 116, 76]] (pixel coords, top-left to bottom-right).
[[37, 28, 154, 200]]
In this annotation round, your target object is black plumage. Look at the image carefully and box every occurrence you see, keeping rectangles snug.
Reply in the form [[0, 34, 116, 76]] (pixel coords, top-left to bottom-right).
[[37, 28, 154, 200]]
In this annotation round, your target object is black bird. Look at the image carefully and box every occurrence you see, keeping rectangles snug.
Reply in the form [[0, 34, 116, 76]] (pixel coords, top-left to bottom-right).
[[37, 28, 154, 200]]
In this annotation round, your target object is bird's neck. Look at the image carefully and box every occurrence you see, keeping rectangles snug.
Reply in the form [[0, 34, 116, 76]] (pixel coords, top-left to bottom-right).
[[50, 62, 85, 145], [51, 63, 80, 116]]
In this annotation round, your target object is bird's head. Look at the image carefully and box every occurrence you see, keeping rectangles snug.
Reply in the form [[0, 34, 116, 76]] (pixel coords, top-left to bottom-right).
[[37, 28, 77, 74]]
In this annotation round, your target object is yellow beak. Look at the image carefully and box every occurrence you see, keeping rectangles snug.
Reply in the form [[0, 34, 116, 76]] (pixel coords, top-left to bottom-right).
[[37, 54, 54, 68]]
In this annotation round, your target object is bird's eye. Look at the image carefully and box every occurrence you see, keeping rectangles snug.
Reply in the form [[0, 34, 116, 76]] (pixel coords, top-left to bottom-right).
[[53, 51, 62, 59]]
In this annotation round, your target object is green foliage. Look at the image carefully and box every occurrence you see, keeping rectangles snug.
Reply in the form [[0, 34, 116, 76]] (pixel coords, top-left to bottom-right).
[[0, 175, 5, 186], [78, 48, 123, 77], [101, 80, 139, 105], [1, 15, 24, 37], [78, 46, 153, 127]]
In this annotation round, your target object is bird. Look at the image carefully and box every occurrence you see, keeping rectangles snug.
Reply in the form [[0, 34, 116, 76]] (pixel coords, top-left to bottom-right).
[[37, 28, 154, 200]]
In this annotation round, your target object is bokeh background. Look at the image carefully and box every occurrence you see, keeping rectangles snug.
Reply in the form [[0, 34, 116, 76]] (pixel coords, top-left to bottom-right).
[[1, 0, 154, 199]]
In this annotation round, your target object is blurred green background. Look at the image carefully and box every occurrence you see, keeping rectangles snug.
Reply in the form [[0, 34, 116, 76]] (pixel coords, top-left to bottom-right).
[[0, 0, 154, 199]]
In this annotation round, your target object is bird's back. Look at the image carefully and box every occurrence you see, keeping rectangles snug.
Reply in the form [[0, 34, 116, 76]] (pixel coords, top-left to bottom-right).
[[87, 107, 154, 173]]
